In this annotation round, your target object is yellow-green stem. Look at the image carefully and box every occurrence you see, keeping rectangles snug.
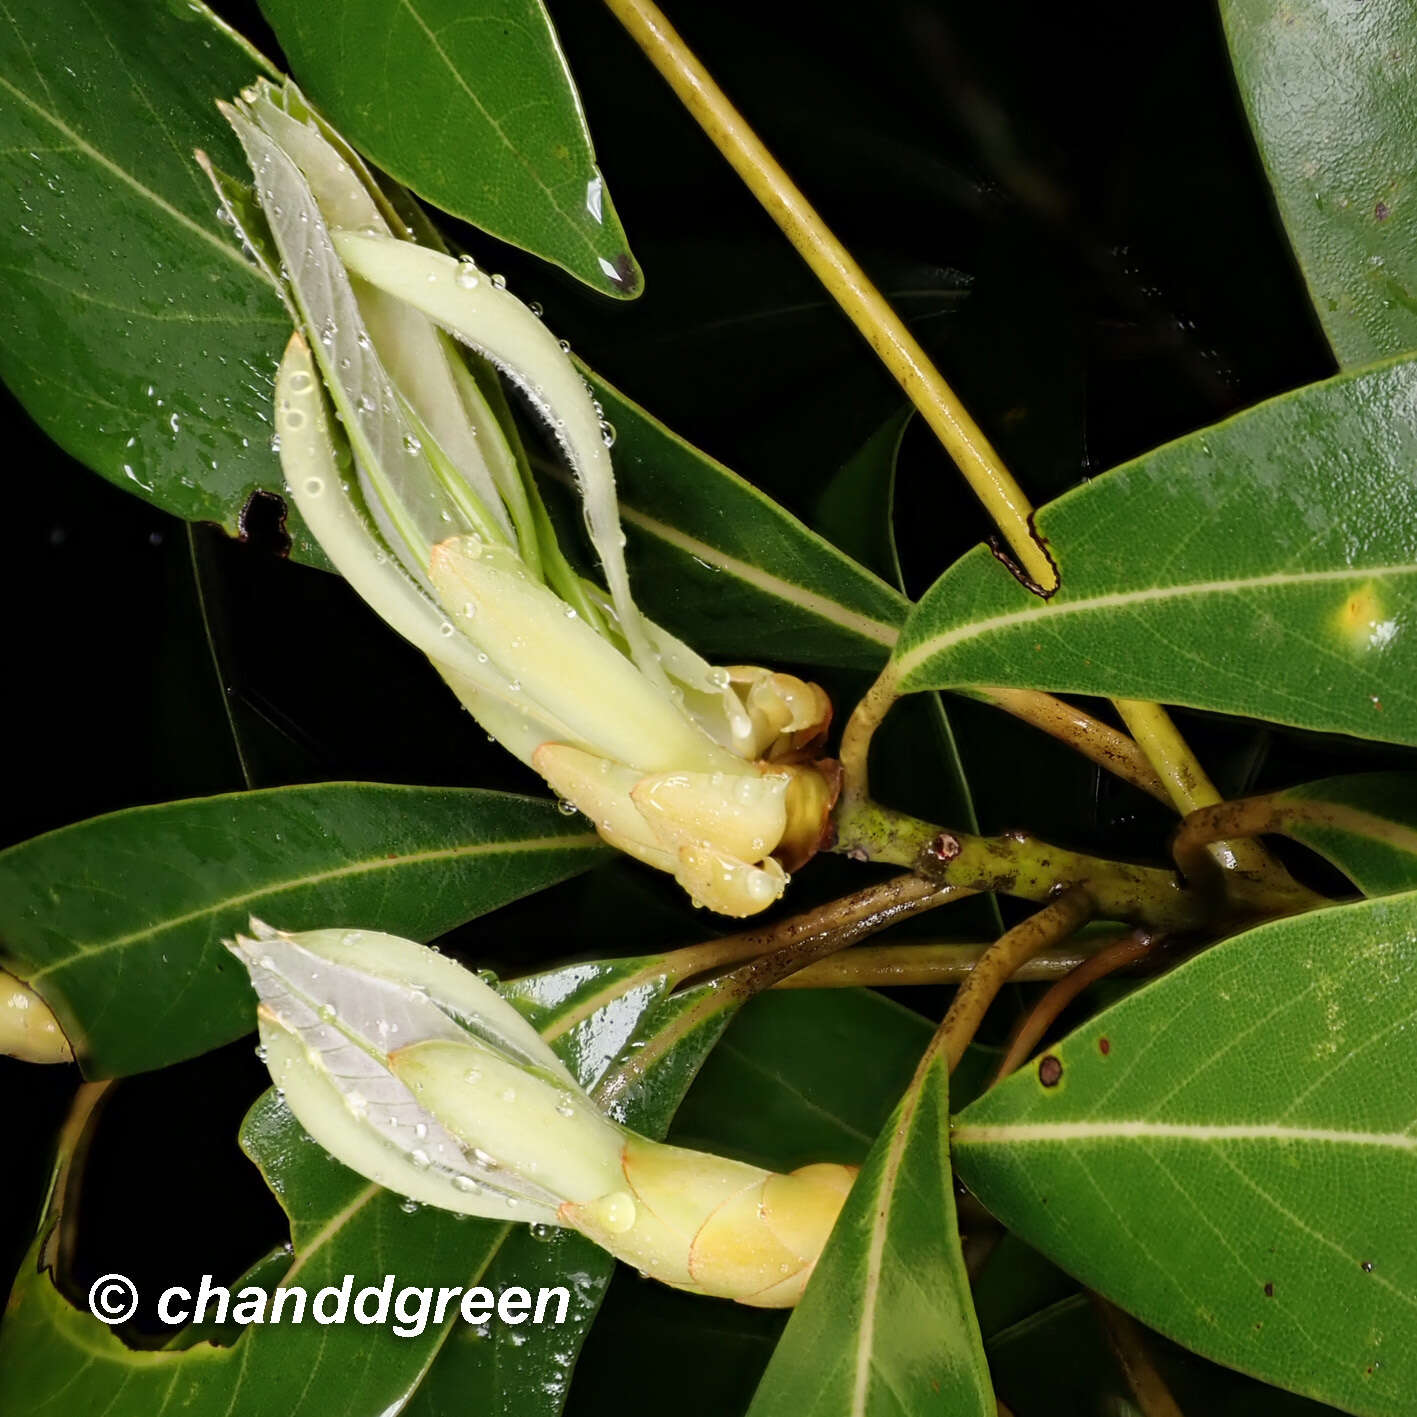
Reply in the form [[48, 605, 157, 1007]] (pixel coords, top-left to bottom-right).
[[837, 662, 900, 803], [971, 687, 1169, 802], [600, 0, 1054, 593], [1112, 698, 1270, 875], [933, 887, 1096, 1073], [833, 796, 1205, 930], [774, 938, 1118, 990]]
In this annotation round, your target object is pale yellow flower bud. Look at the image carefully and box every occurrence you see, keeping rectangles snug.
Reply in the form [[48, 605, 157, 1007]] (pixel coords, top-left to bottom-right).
[[226, 80, 841, 918], [0, 970, 73, 1064], [230, 924, 856, 1306]]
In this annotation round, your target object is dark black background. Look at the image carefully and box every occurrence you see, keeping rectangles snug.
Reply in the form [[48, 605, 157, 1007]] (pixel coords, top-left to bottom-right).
[[3, 2, 1396, 1411]]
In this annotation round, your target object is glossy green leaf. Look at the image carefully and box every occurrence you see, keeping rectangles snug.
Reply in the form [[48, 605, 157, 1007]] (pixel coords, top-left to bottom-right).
[[954, 889, 1417, 1416], [894, 357, 1417, 745], [1221, 0, 1417, 366], [1282, 774, 1417, 896], [258, 0, 639, 298], [587, 370, 909, 670], [671, 987, 932, 1171], [988, 1294, 1344, 1417], [0, 783, 605, 1077], [0, 0, 307, 550], [749, 1046, 993, 1417]]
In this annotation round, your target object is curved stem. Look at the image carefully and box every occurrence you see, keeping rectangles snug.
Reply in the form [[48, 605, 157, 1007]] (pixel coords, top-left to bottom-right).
[[971, 688, 1168, 803], [933, 887, 1096, 1073], [1170, 792, 1346, 915], [601, 0, 1055, 593], [990, 929, 1159, 1083], [837, 662, 900, 803], [1112, 698, 1276, 878]]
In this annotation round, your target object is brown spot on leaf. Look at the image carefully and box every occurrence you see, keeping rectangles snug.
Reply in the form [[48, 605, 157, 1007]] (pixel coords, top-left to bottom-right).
[[1376, 201, 1392, 221], [610, 252, 640, 295], [1098, 1037, 1111, 1056], [1263, 1282, 1275, 1298], [1038, 1054, 1063, 1087]]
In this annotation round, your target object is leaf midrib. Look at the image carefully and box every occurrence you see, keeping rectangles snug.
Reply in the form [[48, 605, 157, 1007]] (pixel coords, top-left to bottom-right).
[[898, 559, 1417, 680], [953, 1119, 1417, 1150], [21, 832, 600, 982], [388, 0, 611, 270], [0, 71, 265, 280]]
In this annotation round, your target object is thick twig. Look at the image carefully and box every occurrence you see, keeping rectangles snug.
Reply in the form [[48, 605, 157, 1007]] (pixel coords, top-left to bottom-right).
[[934, 887, 1096, 1073], [990, 930, 1159, 1083], [834, 796, 1206, 930]]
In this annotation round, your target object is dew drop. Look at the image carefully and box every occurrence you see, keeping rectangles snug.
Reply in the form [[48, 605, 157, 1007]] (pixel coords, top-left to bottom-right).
[[303, 476, 324, 496], [590, 1190, 637, 1234], [491, 273, 507, 289]]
